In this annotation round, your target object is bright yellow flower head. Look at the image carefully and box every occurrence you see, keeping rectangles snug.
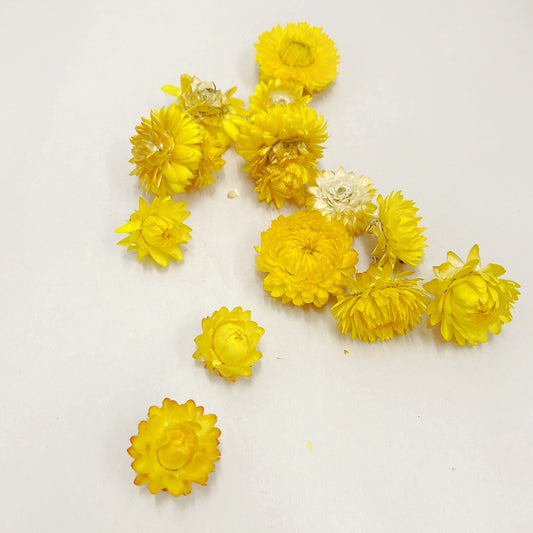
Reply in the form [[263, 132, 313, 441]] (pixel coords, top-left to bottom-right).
[[115, 196, 191, 267], [255, 22, 339, 94], [162, 74, 247, 147], [370, 190, 427, 267], [307, 167, 377, 236], [188, 126, 226, 190], [424, 244, 520, 346], [236, 104, 327, 206], [193, 306, 265, 382], [128, 398, 220, 497], [331, 264, 429, 342], [249, 78, 312, 113], [129, 105, 203, 196], [256, 210, 358, 307]]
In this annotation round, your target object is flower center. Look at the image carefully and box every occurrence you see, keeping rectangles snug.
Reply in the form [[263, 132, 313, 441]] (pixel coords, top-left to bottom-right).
[[212, 322, 249, 364], [279, 39, 314, 68], [157, 425, 198, 471], [270, 89, 294, 105], [141, 215, 174, 246]]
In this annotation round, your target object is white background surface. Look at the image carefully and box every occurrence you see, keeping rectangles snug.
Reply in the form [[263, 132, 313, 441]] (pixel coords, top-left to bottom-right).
[[1, 0, 532, 531]]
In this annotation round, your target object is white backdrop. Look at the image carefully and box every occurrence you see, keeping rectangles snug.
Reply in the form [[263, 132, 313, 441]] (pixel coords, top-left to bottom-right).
[[1, 0, 532, 531]]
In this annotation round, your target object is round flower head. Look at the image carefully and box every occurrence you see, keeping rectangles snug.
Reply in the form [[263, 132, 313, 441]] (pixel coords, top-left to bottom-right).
[[129, 105, 203, 196], [115, 196, 191, 267], [424, 244, 520, 346], [187, 126, 226, 190], [249, 78, 312, 114], [370, 190, 427, 267], [193, 307, 265, 382], [256, 210, 358, 307], [331, 264, 429, 342], [255, 22, 339, 94], [307, 167, 377, 236], [128, 398, 220, 497], [236, 104, 327, 207], [162, 74, 247, 147]]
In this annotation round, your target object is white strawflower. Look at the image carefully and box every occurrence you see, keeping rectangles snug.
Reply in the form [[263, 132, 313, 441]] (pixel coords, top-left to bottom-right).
[[307, 167, 377, 235]]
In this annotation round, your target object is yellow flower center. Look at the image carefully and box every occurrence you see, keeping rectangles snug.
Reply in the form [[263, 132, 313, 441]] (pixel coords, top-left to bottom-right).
[[270, 89, 294, 105], [279, 39, 314, 68], [212, 322, 249, 364], [141, 215, 174, 246], [157, 425, 198, 471]]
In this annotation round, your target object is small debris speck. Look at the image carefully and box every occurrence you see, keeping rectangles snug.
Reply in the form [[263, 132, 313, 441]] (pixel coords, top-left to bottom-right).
[[227, 189, 239, 199], [307, 441, 312, 451], [344, 349, 349, 355]]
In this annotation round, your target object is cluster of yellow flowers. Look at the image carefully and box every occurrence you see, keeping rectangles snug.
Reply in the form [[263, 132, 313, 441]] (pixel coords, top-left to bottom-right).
[[121, 22, 520, 499]]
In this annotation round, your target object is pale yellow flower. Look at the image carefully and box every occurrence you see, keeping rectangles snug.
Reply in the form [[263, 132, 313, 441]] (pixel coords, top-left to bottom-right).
[[193, 307, 264, 382], [370, 191, 426, 267], [129, 105, 203, 196], [115, 196, 191, 267], [255, 22, 339, 94], [128, 398, 220, 497], [249, 78, 311, 113], [424, 244, 520, 345], [331, 264, 429, 342], [307, 167, 377, 236], [236, 104, 327, 207], [256, 210, 358, 307], [162, 74, 247, 147]]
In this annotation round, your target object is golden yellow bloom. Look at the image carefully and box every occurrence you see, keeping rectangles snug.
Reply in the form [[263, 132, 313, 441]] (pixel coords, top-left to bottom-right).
[[370, 190, 426, 267], [236, 104, 327, 207], [256, 210, 358, 307], [193, 306, 264, 382], [249, 78, 312, 113], [187, 127, 226, 189], [115, 196, 191, 267], [307, 167, 377, 236], [129, 105, 203, 196], [128, 398, 220, 497], [331, 264, 429, 342], [255, 22, 339, 94], [424, 244, 520, 345], [162, 74, 247, 147]]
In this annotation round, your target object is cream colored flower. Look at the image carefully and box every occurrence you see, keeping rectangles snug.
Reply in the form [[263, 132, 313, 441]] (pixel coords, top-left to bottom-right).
[[307, 167, 377, 235]]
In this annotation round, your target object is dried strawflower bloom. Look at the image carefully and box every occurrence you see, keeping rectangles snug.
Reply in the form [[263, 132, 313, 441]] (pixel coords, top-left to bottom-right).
[[129, 105, 203, 196], [424, 244, 520, 345], [115, 196, 191, 267], [188, 127, 226, 189], [236, 104, 327, 207], [256, 210, 358, 307], [128, 398, 220, 497], [370, 190, 426, 267], [255, 22, 339, 94], [331, 264, 429, 342], [307, 167, 377, 236], [249, 78, 311, 113], [162, 74, 247, 147], [193, 306, 264, 381]]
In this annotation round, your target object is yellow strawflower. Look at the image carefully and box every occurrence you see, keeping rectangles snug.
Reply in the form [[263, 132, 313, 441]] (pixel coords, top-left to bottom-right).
[[307, 167, 377, 236], [188, 126, 226, 189], [370, 190, 427, 267], [115, 196, 191, 267], [129, 105, 203, 196], [236, 104, 327, 207], [249, 78, 312, 113], [331, 264, 429, 342], [193, 307, 265, 382], [128, 398, 220, 497], [162, 74, 247, 147], [255, 22, 339, 94], [424, 244, 520, 345], [256, 210, 358, 307]]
